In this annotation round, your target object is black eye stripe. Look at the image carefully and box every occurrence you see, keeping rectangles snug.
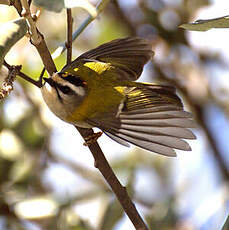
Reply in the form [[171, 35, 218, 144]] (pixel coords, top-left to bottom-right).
[[59, 73, 85, 87], [56, 85, 73, 94]]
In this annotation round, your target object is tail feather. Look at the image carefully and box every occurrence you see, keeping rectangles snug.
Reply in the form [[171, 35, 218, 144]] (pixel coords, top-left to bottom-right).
[[87, 85, 196, 156]]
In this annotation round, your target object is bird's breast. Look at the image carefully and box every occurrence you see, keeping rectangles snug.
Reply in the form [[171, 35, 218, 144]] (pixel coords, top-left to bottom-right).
[[41, 85, 70, 122]]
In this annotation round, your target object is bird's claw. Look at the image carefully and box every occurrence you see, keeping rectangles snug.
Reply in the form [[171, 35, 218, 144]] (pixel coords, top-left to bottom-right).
[[83, 131, 103, 146]]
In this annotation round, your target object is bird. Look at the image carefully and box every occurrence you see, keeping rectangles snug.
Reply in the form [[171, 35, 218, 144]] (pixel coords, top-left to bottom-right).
[[41, 37, 196, 157]]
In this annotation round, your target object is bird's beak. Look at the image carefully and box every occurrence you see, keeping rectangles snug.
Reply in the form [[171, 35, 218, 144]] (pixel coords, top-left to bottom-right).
[[43, 77, 49, 83], [43, 77, 55, 87]]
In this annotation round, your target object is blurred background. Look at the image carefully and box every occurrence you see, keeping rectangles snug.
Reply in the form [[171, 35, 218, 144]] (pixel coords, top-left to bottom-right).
[[0, 0, 229, 229]]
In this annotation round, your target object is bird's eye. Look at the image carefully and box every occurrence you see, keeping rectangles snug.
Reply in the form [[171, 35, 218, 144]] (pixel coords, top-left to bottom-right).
[[58, 85, 72, 94], [60, 73, 86, 87]]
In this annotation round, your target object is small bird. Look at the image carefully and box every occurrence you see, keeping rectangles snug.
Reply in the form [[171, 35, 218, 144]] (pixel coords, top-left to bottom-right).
[[41, 37, 196, 156]]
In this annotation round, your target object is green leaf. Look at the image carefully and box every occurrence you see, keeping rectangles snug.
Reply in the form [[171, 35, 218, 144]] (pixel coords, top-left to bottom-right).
[[34, 0, 96, 15], [0, 18, 28, 67], [180, 15, 229, 31], [34, 0, 64, 13], [222, 214, 229, 230], [65, 0, 97, 17]]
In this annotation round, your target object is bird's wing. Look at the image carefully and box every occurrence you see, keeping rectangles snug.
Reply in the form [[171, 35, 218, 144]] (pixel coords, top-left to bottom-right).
[[86, 85, 196, 157], [63, 37, 153, 81]]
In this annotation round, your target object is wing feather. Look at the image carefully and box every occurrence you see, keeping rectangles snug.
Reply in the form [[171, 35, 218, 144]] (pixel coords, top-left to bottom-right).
[[120, 110, 193, 119], [63, 37, 153, 81], [107, 133, 177, 156], [104, 132, 130, 147], [110, 128, 191, 150], [120, 118, 196, 128]]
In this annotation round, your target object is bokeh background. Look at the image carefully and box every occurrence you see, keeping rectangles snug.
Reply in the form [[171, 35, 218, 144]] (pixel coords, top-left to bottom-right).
[[0, 0, 229, 229]]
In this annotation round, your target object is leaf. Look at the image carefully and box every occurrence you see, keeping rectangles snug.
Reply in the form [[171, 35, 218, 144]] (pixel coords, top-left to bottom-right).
[[34, 0, 64, 13], [65, 0, 97, 17], [0, 18, 28, 67], [222, 214, 229, 230], [179, 15, 229, 31], [34, 0, 97, 15]]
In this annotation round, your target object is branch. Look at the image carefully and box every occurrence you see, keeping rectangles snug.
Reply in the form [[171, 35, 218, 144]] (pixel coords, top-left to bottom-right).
[[21, 0, 39, 43], [0, 63, 18, 99], [66, 9, 73, 65], [10, 0, 23, 15], [20, 0, 56, 75], [3, 61, 42, 88], [76, 127, 150, 230]]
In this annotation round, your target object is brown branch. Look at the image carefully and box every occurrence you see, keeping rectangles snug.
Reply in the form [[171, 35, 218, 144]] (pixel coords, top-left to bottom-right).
[[20, 0, 56, 75], [3, 61, 42, 88], [0, 63, 18, 99], [9, 0, 23, 16], [76, 127, 150, 230], [66, 9, 73, 65], [31, 30, 57, 75]]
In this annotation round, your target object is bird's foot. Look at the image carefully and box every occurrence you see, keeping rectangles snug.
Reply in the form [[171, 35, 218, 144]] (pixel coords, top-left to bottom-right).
[[83, 131, 103, 146]]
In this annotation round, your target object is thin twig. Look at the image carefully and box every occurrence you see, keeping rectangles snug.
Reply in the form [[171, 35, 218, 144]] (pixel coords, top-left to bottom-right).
[[9, 0, 23, 15], [76, 127, 150, 230], [0, 0, 22, 15], [38, 67, 45, 84], [66, 9, 73, 64], [3, 61, 42, 88], [0, 64, 19, 99]]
